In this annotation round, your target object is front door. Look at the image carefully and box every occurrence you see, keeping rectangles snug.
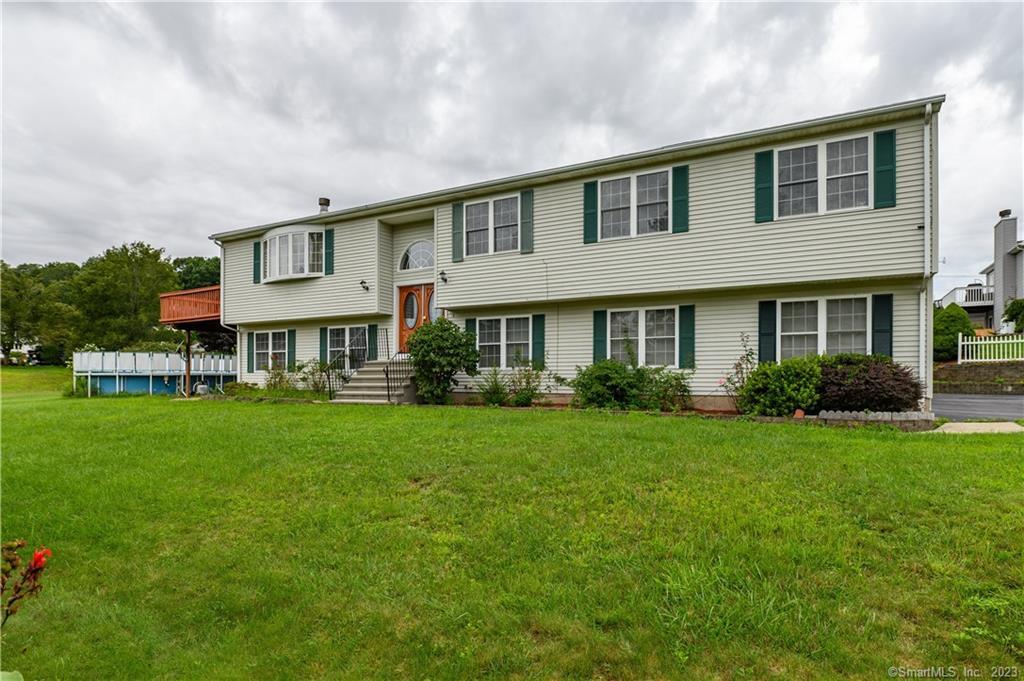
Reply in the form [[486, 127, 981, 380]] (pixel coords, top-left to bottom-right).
[[398, 283, 435, 352]]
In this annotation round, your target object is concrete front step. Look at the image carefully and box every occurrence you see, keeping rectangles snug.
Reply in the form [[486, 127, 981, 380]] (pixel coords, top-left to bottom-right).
[[330, 397, 392, 404]]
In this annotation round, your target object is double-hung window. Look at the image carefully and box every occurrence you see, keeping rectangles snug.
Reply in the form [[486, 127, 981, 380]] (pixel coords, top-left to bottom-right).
[[599, 169, 671, 240], [477, 317, 531, 368], [327, 326, 368, 370], [778, 296, 870, 359], [261, 229, 325, 282], [776, 134, 872, 219], [608, 307, 676, 366], [254, 330, 288, 371], [465, 196, 519, 256]]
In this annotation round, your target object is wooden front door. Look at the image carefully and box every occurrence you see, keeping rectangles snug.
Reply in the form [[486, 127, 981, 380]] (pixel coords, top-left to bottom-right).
[[398, 283, 434, 352]]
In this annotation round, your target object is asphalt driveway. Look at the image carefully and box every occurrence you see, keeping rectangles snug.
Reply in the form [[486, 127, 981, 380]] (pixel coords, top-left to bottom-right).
[[933, 394, 1024, 421]]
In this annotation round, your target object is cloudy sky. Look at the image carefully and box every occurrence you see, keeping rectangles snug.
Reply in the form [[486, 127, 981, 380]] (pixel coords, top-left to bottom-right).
[[3, 2, 1022, 290]]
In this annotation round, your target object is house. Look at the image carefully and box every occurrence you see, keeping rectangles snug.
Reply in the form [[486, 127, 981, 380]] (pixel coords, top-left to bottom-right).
[[936, 209, 1021, 331], [210, 95, 943, 409]]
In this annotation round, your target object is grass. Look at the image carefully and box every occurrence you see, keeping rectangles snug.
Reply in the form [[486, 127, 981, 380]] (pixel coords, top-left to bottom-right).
[[1, 368, 1022, 678]]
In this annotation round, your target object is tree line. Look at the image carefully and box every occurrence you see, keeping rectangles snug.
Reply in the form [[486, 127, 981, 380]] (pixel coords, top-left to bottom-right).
[[1, 243, 232, 363]]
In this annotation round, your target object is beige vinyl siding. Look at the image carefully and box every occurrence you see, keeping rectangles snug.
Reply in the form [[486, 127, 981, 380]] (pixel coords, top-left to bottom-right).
[[222, 217, 381, 325], [377, 222, 393, 314], [449, 278, 925, 397], [436, 119, 928, 311], [237, 315, 391, 386]]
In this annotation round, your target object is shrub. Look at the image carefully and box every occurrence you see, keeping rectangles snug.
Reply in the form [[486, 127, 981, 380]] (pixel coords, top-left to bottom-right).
[[570, 360, 693, 412], [720, 332, 757, 408], [296, 359, 330, 396], [934, 303, 974, 361], [478, 367, 509, 406], [264, 365, 295, 392], [736, 356, 821, 416], [818, 353, 922, 412], [507, 360, 546, 407], [406, 318, 479, 404], [1003, 298, 1024, 333]]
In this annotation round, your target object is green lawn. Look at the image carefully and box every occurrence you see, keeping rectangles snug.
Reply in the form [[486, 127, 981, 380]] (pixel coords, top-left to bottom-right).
[[1, 369, 1022, 678]]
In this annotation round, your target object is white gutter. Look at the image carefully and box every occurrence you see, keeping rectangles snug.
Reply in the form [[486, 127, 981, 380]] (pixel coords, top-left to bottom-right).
[[210, 94, 946, 243], [920, 103, 933, 400]]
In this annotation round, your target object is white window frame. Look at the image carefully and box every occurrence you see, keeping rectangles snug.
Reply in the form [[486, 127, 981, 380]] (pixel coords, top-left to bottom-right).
[[597, 166, 673, 242], [464, 194, 521, 258], [253, 329, 289, 372], [605, 306, 679, 368], [327, 325, 368, 371], [476, 316, 532, 369], [398, 239, 435, 271], [261, 227, 325, 283], [773, 132, 875, 221], [776, 295, 874, 360]]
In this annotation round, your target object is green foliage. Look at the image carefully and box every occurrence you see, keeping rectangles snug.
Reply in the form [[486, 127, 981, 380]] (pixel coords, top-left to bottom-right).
[[736, 356, 821, 416], [0, 262, 44, 357], [406, 318, 479, 404], [264, 365, 295, 392], [818, 354, 922, 412], [570, 359, 693, 411], [721, 332, 758, 408], [172, 256, 220, 290], [120, 341, 183, 353], [296, 359, 330, 396], [507, 361, 546, 407], [934, 303, 975, 361], [1002, 298, 1024, 333], [478, 367, 509, 406]]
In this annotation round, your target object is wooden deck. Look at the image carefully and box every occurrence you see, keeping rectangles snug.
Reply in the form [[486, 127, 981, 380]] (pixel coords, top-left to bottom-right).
[[159, 285, 221, 327]]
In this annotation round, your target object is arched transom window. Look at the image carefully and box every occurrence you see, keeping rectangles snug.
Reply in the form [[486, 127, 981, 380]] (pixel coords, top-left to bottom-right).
[[400, 240, 434, 270]]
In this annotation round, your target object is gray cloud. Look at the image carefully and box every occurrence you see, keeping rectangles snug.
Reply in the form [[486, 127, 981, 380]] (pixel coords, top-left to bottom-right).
[[2, 2, 1021, 293]]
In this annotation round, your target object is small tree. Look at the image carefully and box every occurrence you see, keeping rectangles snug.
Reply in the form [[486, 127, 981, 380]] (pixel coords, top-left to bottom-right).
[[934, 303, 974, 361], [406, 318, 479, 404], [1002, 298, 1024, 333]]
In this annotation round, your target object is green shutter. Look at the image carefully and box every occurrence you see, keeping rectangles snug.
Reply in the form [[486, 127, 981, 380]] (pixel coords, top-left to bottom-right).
[[452, 203, 464, 262], [583, 181, 598, 243], [324, 228, 335, 275], [520, 189, 534, 254], [247, 332, 254, 373], [287, 329, 296, 371], [678, 305, 695, 368], [367, 324, 378, 361], [531, 314, 545, 369], [252, 241, 261, 283], [672, 165, 690, 234], [592, 310, 607, 362], [754, 150, 774, 223], [874, 130, 896, 209], [319, 327, 328, 363], [872, 294, 894, 357], [465, 318, 476, 338], [758, 301, 776, 363]]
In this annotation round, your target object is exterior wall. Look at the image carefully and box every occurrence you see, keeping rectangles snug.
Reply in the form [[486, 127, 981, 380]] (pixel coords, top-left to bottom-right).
[[377, 222, 393, 314], [447, 277, 926, 401], [236, 315, 392, 386], [221, 216, 381, 325], [435, 118, 928, 311]]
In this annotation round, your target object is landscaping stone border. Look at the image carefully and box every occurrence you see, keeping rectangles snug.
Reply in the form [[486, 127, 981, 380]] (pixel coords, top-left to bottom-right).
[[814, 410, 935, 432]]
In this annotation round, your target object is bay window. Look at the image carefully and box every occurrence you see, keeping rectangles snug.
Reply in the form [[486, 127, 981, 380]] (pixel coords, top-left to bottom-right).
[[608, 307, 676, 366], [261, 229, 325, 282]]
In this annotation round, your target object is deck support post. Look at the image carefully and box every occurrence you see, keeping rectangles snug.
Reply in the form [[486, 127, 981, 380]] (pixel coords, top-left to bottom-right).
[[185, 330, 192, 397]]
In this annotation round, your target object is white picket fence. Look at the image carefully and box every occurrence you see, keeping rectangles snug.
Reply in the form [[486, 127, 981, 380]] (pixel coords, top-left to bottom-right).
[[957, 333, 1024, 363]]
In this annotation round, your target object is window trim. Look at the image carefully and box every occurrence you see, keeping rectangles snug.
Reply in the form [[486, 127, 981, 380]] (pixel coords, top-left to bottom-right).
[[475, 316, 532, 369], [775, 294, 874, 360], [253, 329, 289, 372], [261, 226, 326, 283], [398, 239, 435, 272], [464, 194, 521, 258], [596, 166, 674, 242], [773, 131, 875, 221], [605, 305, 679, 368], [326, 325, 368, 371]]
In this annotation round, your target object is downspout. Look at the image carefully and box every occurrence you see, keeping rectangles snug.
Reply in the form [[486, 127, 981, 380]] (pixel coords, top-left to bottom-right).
[[920, 103, 933, 401], [214, 238, 241, 382]]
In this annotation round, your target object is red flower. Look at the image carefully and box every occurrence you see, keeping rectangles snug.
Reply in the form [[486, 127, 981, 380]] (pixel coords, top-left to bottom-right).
[[29, 547, 52, 570]]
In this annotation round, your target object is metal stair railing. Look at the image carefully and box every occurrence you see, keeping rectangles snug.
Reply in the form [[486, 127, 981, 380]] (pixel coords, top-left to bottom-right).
[[379, 329, 415, 403], [324, 336, 369, 399]]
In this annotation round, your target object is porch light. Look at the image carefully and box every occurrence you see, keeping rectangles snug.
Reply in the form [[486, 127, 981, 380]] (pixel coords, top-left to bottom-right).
[[439, 270, 448, 283], [359, 280, 369, 291]]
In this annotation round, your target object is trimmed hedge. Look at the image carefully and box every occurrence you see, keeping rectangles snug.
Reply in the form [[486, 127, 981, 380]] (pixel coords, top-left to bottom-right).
[[735, 356, 821, 417]]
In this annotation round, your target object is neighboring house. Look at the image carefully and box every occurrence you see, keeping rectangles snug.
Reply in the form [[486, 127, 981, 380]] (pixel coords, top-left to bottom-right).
[[211, 95, 943, 409], [937, 210, 1022, 332]]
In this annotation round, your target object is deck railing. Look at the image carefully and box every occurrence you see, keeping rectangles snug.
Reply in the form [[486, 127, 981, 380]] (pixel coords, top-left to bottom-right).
[[159, 285, 221, 324], [958, 332, 1024, 363], [939, 285, 994, 308]]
